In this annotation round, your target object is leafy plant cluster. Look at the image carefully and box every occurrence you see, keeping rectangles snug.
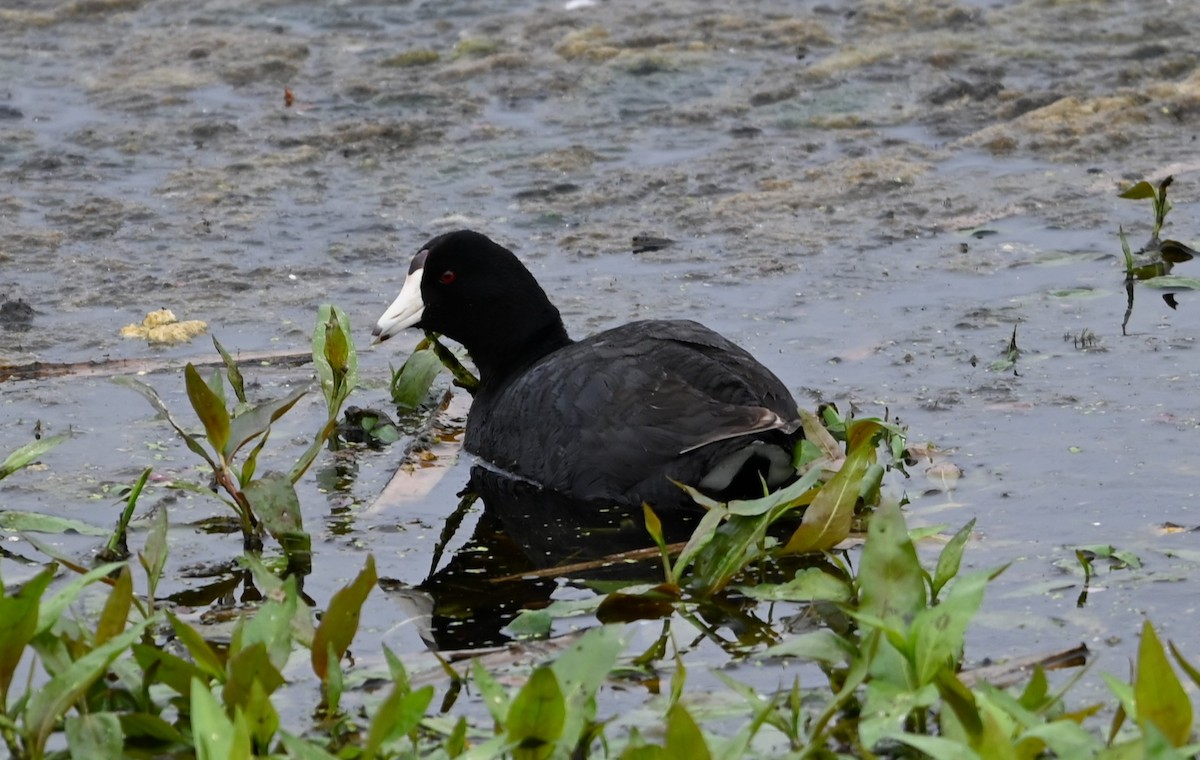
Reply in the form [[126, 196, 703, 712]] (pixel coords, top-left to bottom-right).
[[1117, 176, 1200, 334], [1, 307, 1198, 757]]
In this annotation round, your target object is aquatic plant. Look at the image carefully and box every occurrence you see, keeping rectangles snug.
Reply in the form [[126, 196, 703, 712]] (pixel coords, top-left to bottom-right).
[[115, 305, 356, 567], [1117, 176, 1200, 334], [2, 306, 1198, 758]]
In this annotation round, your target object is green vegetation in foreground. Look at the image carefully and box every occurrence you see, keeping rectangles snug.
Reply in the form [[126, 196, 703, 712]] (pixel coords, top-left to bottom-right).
[[0, 306, 1198, 758]]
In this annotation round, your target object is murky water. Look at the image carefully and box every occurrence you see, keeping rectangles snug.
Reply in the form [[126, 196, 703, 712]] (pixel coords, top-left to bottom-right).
[[4, 0, 1200, 732]]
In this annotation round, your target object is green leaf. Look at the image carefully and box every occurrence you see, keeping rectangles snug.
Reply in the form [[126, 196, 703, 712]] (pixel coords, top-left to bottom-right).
[[424, 332, 479, 393], [222, 643, 284, 711], [119, 712, 187, 745], [312, 555, 377, 681], [190, 677, 251, 760], [224, 387, 308, 461], [782, 421, 879, 554], [0, 564, 55, 703], [277, 731, 341, 760], [168, 612, 226, 681], [1018, 666, 1049, 711], [323, 643, 344, 715], [931, 519, 975, 600], [25, 616, 156, 756], [0, 510, 108, 536], [1169, 640, 1200, 692], [474, 658, 511, 724], [390, 348, 443, 408], [735, 567, 852, 603], [893, 731, 983, 759], [132, 643, 208, 696], [240, 676, 280, 751], [365, 684, 435, 756], [1119, 181, 1157, 200], [664, 704, 711, 760], [689, 515, 769, 596], [1135, 620, 1193, 747], [212, 336, 247, 404], [313, 304, 358, 412], [549, 625, 625, 750], [94, 565, 133, 645], [508, 666, 566, 760], [114, 376, 218, 468], [37, 562, 126, 636], [242, 472, 310, 562], [206, 367, 227, 412], [857, 501, 927, 625], [0, 432, 70, 480], [758, 629, 855, 665], [932, 668, 982, 743], [185, 363, 231, 456], [671, 501, 727, 579], [234, 576, 299, 672], [1140, 275, 1200, 291], [911, 568, 997, 685], [503, 609, 553, 640], [66, 712, 123, 760], [725, 465, 823, 517], [139, 505, 169, 604]]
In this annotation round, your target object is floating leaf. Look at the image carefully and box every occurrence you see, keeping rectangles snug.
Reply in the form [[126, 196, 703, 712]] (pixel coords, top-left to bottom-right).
[[758, 629, 856, 665], [1140, 275, 1200, 291], [596, 588, 679, 624], [735, 567, 852, 603], [0, 511, 107, 536]]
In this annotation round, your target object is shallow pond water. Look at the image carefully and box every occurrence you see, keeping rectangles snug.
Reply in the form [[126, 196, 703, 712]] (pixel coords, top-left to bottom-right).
[[4, 0, 1200, 741]]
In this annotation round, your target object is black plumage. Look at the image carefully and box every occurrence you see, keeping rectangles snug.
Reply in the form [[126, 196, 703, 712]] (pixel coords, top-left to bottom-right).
[[373, 230, 801, 513]]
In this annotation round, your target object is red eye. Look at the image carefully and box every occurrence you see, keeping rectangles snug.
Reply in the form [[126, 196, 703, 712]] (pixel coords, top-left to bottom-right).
[[439, 270, 456, 284]]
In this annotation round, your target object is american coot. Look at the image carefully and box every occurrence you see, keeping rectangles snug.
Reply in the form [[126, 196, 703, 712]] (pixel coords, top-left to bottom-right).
[[373, 230, 802, 513]]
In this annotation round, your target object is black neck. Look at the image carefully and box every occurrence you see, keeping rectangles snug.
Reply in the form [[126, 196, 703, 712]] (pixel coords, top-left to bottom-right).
[[470, 308, 572, 389]]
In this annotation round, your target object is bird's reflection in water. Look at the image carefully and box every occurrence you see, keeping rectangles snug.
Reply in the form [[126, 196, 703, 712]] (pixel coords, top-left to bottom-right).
[[400, 466, 703, 652]]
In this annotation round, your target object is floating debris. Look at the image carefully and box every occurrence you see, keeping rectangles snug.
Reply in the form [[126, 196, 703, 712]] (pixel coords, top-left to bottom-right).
[[119, 308, 208, 345]]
